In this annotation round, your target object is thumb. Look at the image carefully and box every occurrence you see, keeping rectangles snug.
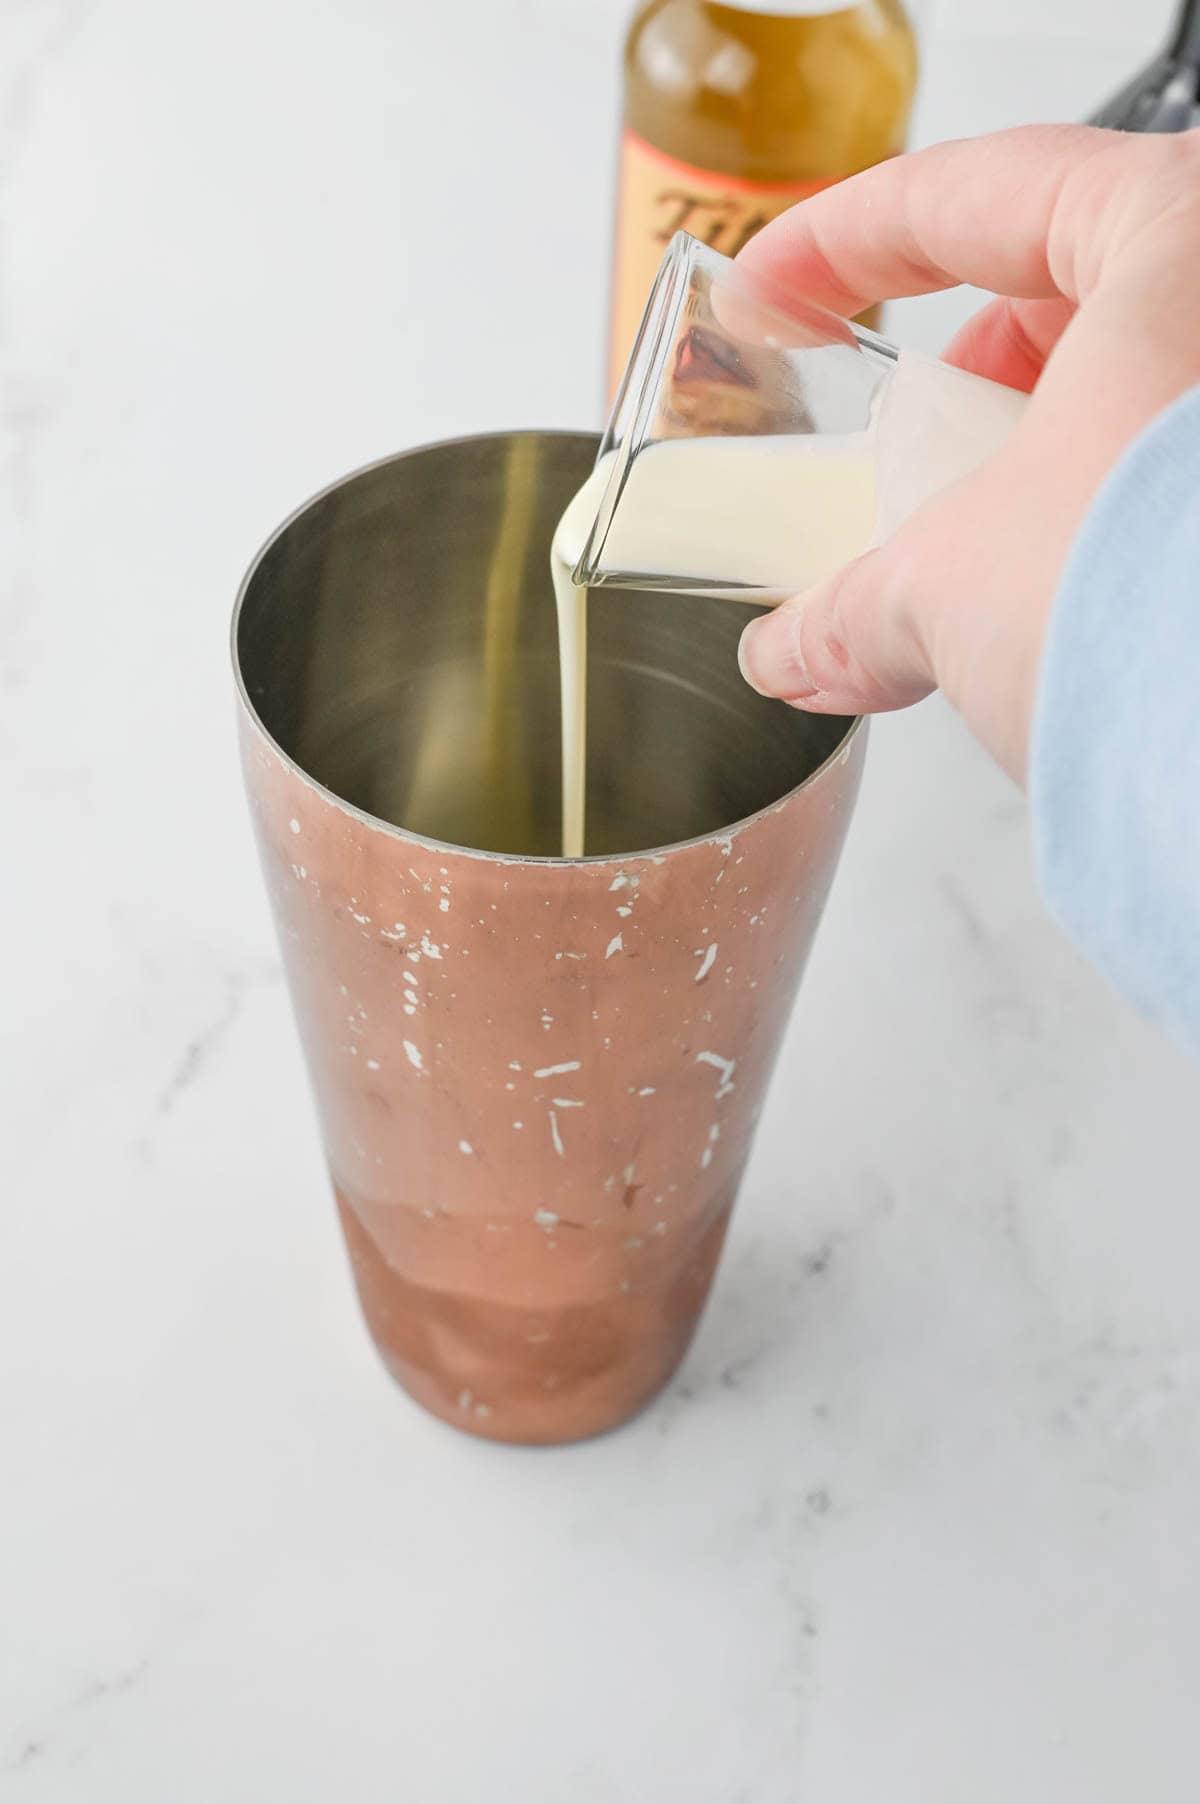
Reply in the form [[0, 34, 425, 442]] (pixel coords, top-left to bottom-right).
[[737, 541, 936, 716]]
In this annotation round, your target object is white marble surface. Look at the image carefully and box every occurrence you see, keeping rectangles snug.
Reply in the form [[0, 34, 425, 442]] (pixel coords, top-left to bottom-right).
[[3, 0, 1199, 1798]]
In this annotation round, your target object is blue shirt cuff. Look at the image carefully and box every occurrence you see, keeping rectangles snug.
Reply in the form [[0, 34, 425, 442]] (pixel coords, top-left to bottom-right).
[[1030, 382, 1200, 1062]]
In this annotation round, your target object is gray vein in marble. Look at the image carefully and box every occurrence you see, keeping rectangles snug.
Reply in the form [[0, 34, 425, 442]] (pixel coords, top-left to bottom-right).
[[993, 1177, 1053, 1308], [137, 964, 281, 1161], [3, 1658, 148, 1778], [938, 868, 1043, 1048], [152, 964, 281, 1119], [153, 984, 245, 1120], [938, 867, 989, 949], [1042, 1332, 1196, 1447], [654, 1181, 893, 1434]]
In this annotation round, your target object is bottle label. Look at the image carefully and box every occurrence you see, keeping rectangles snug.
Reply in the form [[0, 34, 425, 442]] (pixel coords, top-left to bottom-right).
[[608, 129, 832, 399]]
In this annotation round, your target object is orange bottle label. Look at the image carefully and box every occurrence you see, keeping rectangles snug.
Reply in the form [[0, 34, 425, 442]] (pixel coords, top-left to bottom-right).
[[607, 128, 833, 400]]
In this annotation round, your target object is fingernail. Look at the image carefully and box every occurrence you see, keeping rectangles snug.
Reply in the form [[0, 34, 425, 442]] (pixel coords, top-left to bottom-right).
[[738, 606, 817, 699]]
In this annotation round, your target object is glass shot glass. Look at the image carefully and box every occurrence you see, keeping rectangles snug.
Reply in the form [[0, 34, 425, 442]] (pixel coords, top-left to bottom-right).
[[568, 231, 1027, 604]]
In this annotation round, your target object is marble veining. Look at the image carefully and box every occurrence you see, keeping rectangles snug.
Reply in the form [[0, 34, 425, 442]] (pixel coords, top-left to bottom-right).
[[149, 963, 281, 1122], [6, 1661, 150, 1781]]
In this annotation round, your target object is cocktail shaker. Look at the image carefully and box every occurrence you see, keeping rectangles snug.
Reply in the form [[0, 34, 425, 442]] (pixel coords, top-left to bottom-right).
[[233, 431, 864, 1443]]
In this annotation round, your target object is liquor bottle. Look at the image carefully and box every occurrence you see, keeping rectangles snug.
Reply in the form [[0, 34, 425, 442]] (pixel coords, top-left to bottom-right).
[[1091, 0, 1200, 131], [607, 0, 917, 398]]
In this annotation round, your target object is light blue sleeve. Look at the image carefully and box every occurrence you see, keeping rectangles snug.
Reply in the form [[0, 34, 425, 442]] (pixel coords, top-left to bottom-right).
[[1031, 383, 1200, 1063]]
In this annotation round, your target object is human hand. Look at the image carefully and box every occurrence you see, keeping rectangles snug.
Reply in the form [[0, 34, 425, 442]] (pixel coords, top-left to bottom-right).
[[735, 125, 1200, 781]]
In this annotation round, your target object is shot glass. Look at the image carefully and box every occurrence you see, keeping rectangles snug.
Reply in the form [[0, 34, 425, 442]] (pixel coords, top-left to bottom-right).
[[571, 231, 1026, 602]]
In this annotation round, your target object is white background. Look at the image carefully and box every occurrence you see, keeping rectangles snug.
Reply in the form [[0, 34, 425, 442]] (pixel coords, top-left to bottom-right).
[[2, 1, 1198, 1799]]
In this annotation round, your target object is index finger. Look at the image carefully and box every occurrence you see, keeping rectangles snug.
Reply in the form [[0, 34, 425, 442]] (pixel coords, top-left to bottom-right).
[[735, 124, 1113, 317]]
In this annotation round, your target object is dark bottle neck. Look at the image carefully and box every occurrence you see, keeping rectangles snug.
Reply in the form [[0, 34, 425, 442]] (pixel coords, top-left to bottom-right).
[[1169, 0, 1200, 63]]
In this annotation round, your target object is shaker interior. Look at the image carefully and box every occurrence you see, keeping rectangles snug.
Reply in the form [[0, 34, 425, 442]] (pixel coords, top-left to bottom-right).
[[235, 431, 853, 858]]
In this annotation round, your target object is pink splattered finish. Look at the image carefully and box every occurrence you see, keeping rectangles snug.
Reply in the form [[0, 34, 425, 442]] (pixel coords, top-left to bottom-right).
[[240, 707, 865, 1444]]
